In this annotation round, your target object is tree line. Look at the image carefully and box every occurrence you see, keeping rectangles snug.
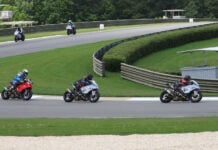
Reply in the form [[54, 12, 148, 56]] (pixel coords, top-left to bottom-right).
[[0, 0, 217, 25]]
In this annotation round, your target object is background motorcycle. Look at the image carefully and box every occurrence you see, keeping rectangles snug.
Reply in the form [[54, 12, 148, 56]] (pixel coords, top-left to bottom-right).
[[66, 24, 76, 35], [160, 80, 202, 103], [14, 30, 25, 42], [1, 79, 33, 100], [63, 80, 100, 103]]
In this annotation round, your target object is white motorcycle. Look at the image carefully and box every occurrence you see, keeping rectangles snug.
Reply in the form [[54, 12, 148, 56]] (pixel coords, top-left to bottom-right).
[[14, 30, 25, 42], [66, 24, 76, 35], [63, 80, 100, 103], [160, 80, 202, 103]]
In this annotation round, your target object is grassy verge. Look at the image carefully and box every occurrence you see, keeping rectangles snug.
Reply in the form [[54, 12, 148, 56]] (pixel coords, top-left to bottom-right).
[[0, 40, 161, 96], [134, 38, 218, 74], [0, 117, 217, 136]]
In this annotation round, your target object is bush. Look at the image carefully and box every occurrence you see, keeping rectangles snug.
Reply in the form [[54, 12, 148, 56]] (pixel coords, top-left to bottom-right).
[[103, 23, 218, 71]]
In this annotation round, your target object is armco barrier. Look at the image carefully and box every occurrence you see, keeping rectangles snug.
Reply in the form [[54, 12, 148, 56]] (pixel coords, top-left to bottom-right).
[[121, 63, 218, 93]]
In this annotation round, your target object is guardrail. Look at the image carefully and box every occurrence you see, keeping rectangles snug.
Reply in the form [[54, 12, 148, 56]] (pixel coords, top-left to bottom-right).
[[93, 41, 125, 77], [121, 63, 218, 93]]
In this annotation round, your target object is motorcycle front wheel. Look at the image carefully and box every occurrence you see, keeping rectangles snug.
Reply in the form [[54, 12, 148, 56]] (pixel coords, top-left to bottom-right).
[[1, 89, 10, 100], [22, 89, 32, 100], [160, 91, 173, 103], [89, 90, 100, 103], [63, 91, 73, 102], [190, 90, 202, 103], [14, 36, 18, 42]]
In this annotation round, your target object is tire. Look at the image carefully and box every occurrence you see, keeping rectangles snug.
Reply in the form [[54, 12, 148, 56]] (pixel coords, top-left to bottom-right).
[[14, 36, 18, 42], [21, 34, 25, 41], [22, 89, 32, 100], [73, 28, 76, 35], [160, 91, 173, 103], [190, 90, 202, 103], [63, 91, 73, 102], [1, 89, 10, 100], [67, 30, 70, 35], [89, 90, 100, 103]]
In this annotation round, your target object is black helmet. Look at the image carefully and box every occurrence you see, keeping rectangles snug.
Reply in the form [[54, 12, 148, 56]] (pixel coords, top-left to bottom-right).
[[87, 74, 93, 80], [184, 75, 191, 81]]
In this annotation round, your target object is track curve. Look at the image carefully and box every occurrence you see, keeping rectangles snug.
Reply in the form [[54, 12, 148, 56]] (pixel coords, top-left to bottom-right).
[[1, 22, 218, 118]]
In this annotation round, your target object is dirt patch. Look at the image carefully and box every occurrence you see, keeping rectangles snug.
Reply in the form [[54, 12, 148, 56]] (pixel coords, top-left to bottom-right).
[[0, 132, 218, 150]]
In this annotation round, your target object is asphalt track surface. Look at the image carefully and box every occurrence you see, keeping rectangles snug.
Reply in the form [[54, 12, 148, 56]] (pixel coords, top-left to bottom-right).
[[1, 22, 218, 118]]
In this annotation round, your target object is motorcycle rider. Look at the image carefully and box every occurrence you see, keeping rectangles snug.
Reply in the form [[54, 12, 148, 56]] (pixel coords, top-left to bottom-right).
[[11, 69, 29, 90], [73, 74, 93, 94], [67, 20, 75, 28], [15, 25, 24, 36], [176, 75, 192, 96], [178, 75, 192, 87]]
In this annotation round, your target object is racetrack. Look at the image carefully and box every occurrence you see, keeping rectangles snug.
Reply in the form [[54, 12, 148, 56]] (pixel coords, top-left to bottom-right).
[[0, 22, 212, 58], [0, 22, 218, 118], [1, 22, 218, 150], [0, 96, 218, 118]]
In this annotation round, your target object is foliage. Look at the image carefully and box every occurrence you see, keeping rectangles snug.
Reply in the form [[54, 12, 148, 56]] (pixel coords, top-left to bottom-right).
[[0, 0, 218, 24], [103, 24, 218, 72]]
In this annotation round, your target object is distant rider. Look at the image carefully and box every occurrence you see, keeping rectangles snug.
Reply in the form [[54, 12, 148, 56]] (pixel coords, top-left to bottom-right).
[[67, 20, 75, 29], [73, 74, 93, 93], [15, 25, 23, 35], [11, 69, 29, 90]]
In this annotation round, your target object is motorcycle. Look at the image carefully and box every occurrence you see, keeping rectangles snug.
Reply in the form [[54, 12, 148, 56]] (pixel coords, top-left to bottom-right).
[[160, 80, 202, 103], [63, 80, 100, 103], [14, 30, 25, 42], [66, 24, 76, 35], [1, 79, 33, 100]]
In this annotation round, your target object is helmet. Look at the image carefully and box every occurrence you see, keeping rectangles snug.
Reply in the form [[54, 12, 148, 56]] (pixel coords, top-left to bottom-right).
[[87, 74, 93, 80], [68, 20, 72, 23], [22, 69, 28, 77], [184, 75, 191, 81]]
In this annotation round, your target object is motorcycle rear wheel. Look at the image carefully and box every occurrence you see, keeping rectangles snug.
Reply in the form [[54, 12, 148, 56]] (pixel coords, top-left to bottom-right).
[[190, 90, 202, 103], [1, 89, 10, 100], [160, 91, 173, 103], [63, 91, 73, 102]]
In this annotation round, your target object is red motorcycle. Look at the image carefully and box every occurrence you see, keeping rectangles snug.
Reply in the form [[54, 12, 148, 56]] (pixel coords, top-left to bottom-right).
[[1, 79, 33, 100]]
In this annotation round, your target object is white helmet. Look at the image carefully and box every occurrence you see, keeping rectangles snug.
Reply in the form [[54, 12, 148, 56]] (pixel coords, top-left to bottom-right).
[[22, 69, 28, 77]]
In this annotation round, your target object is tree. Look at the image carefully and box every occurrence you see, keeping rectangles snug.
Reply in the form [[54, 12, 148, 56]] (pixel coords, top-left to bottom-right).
[[184, 1, 199, 18], [205, 0, 218, 18]]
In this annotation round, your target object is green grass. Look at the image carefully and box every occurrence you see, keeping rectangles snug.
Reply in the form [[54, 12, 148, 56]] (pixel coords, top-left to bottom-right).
[[134, 38, 218, 75], [0, 40, 161, 96], [0, 117, 217, 136]]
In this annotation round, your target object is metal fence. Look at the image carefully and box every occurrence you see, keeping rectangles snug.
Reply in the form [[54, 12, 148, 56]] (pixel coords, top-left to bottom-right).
[[121, 63, 218, 93]]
